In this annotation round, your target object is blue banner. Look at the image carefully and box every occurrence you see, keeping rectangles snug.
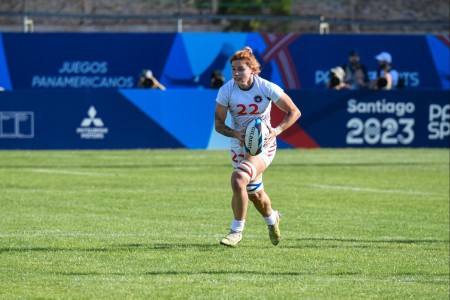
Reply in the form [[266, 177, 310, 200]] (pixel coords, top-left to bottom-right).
[[0, 90, 448, 149], [290, 90, 449, 148], [0, 33, 448, 91]]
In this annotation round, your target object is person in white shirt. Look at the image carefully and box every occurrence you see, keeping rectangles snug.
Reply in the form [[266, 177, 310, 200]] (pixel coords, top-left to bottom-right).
[[214, 46, 301, 247], [372, 52, 399, 90]]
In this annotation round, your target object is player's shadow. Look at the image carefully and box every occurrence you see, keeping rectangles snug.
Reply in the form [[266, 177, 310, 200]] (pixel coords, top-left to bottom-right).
[[0, 243, 222, 253], [118, 243, 221, 251], [1, 237, 446, 254]]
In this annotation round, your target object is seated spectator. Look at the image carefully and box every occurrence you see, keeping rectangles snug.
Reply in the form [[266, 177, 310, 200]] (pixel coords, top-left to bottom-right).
[[327, 66, 350, 90], [137, 69, 166, 90], [371, 52, 402, 90], [342, 49, 369, 89]]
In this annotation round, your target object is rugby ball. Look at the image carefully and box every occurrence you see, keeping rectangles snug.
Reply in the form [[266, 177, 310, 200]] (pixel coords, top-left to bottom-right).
[[244, 118, 269, 156]]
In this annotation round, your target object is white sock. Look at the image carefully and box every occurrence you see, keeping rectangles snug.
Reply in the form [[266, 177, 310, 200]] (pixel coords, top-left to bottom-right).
[[231, 220, 245, 232], [264, 210, 278, 226]]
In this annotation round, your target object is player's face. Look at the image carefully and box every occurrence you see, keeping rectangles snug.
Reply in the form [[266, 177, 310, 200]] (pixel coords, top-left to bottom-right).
[[231, 60, 253, 88]]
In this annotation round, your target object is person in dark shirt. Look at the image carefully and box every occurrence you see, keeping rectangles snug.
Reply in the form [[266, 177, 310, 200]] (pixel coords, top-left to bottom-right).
[[342, 50, 369, 90], [210, 70, 225, 89]]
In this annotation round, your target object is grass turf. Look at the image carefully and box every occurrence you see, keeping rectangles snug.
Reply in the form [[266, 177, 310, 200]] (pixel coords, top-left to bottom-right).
[[0, 149, 448, 299]]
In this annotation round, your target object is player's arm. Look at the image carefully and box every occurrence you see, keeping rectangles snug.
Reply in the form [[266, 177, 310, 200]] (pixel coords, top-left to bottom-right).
[[215, 103, 243, 143], [153, 78, 167, 91], [384, 72, 393, 89], [268, 92, 301, 140]]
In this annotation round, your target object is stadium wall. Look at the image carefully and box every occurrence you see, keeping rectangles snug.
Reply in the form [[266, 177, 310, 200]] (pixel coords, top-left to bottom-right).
[[0, 89, 448, 149]]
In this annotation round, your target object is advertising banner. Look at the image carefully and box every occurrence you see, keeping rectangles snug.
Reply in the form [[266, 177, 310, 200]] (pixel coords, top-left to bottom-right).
[[0, 33, 448, 91], [289, 90, 449, 148], [0, 90, 448, 149]]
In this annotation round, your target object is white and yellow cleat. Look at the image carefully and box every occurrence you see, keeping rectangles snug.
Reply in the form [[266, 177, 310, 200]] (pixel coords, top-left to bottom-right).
[[220, 230, 242, 247], [268, 211, 282, 246]]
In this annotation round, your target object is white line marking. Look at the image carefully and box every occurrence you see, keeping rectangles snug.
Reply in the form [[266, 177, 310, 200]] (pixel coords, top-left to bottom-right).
[[307, 184, 431, 195], [30, 169, 111, 176]]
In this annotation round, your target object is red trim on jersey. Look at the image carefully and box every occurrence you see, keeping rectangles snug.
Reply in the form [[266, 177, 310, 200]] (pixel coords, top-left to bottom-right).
[[240, 161, 254, 179], [237, 166, 251, 179]]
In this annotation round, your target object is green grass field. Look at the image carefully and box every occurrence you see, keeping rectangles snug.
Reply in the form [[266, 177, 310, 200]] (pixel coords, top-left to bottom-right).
[[0, 149, 448, 299]]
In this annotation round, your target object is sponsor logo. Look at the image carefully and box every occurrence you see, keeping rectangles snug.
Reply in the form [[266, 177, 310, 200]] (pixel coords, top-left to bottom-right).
[[254, 95, 263, 103], [428, 104, 450, 140], [315, 70, 420, 87], [76, 106, 108, 139], [0, 111, 34, 138], [347, 98, 415, 117], [31, 61, 134, 89], [346, 99, 415, 145]]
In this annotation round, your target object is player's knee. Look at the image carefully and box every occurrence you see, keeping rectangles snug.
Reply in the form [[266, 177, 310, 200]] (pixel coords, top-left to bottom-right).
[[231, 171, 249, 191], [247, 177, 264, 195], [234, 160, 257, 181], [248, 191, 264, 202]]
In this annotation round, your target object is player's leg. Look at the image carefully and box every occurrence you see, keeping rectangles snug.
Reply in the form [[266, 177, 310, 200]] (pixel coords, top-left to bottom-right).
[[220, 148, 255, 246], [220, 167, 253, 247], [247, 143, 282, 245], [246, 141, 276, 218], [248, 188, 282, 246], [247, 178, 272, 217], [230, 169, 251, 221]]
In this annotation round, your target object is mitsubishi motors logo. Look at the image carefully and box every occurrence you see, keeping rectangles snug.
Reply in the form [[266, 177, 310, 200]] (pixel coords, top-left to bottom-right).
[[76, 106, 108, 139]]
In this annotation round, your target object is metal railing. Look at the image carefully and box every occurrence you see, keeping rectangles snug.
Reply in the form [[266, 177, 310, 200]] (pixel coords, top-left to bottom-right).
[[0, 11, 448, 34]]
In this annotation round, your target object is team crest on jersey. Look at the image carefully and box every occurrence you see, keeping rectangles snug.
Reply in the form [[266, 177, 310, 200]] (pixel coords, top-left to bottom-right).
[[254, 95, 263, 103]]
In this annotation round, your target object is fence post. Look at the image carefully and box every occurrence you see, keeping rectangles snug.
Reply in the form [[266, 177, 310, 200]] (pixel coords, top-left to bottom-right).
[[319, 16, 329, 34], [23, 15, 34, 33]]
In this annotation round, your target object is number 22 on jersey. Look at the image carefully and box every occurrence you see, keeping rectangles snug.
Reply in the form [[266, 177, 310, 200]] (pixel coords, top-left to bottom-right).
[[237, 104, 259, 115]]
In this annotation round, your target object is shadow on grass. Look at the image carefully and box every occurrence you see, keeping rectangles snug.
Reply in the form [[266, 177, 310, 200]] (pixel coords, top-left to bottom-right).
[[1, 238, 447, 253], [0, 163, 230, 169], [0, 161, 442, 170], [54, 270, 317, 276], [0, 243, 222, 253], [294, 237, 448, 244], [284, 237, 449, 249]]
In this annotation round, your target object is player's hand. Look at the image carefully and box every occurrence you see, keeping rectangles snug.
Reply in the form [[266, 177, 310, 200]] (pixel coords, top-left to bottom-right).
[[266, 127, 277, 145], [235, 130, 245, 146]]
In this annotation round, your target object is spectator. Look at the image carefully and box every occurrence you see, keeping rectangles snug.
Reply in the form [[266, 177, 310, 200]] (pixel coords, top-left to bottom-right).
[[210, 70, 225, 89], [342, 49, 369, 89], [371, 52, 401, 90], [327, 66, 350, 90], [137, 69, 166, 90]]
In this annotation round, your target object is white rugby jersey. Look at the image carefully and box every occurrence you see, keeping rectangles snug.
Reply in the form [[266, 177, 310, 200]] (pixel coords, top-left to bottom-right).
[[216, 75, 284, 145]]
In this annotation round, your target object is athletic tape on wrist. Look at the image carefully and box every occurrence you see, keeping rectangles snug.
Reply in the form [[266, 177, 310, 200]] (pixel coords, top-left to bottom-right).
[[275, 126, 283, 136]]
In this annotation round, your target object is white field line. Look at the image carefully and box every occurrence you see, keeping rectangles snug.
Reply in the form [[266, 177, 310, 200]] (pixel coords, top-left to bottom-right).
[[30, 168, 113, 176], [307, 183, 431, 196]]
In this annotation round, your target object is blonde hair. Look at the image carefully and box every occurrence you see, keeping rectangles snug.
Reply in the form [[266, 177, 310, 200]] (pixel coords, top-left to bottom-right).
[[229, 46, 261, 75]]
